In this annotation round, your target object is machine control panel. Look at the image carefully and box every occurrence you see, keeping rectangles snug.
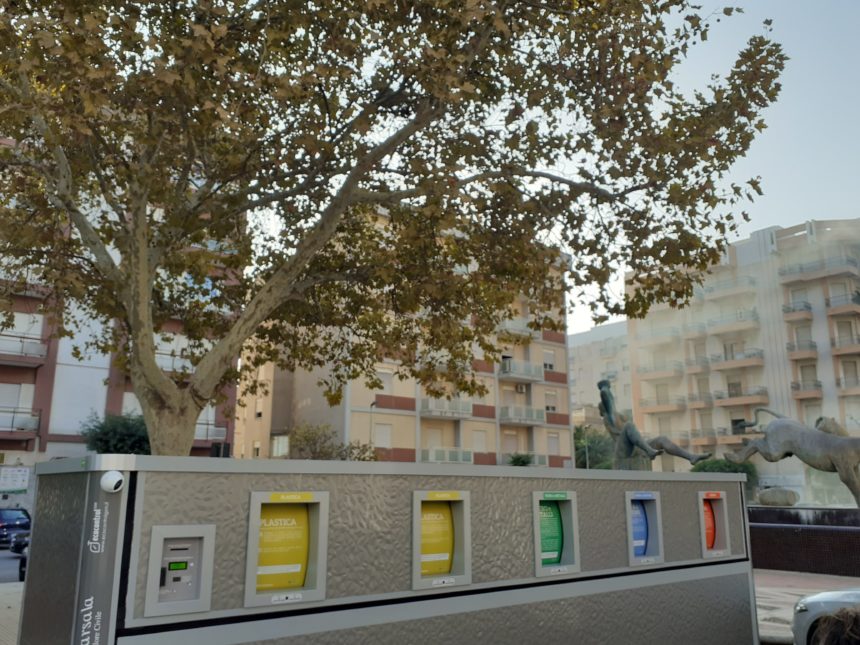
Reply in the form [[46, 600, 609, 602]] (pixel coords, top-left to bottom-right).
[[158, 537, 203, 603]]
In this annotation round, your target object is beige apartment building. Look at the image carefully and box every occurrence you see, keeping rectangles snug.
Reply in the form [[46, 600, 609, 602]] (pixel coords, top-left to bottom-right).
[[235, 297, 573, 468], [627, 219, 860, 493]]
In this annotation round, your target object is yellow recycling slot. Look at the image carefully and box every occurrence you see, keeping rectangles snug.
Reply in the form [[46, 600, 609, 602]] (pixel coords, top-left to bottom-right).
[[421, 501, 455, 576], [256, 503, 309, 592]]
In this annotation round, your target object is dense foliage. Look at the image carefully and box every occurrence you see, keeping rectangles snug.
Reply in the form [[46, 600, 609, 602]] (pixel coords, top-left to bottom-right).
[[287, 423, 376, 461], [691, 458, 758, 493], [573, 424, 614, 469], [0, 2, 784, 453], [81, 413, 151, 455]]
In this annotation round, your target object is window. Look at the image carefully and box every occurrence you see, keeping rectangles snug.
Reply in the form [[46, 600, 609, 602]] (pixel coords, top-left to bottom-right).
[[472, 429, 487, 453], [697, 377, 709, 396], [795, 325, 812, 343], [837, 321, 855, 342], [723, 342, 741, 360], [424, 427, 442, 449], [254, 395, 264, 419], [542, 349, 555, 371], [802, 403, 822, 427], [270, 435, 289, 458], [790, 287, 808, 304], [378, 370, 394, 394], [373, 423, 392, 449], [843, 361, 858, 384], [545, 390, 557, 413], [547, 432, 560, 455], [623, 383, 631, 398], [502, 431, 518, 453], [657, 416, 671, 434], [727, 381, 743, 397], [799, 364, 818, 383], [0, 383, 19, 408], [655, 383, 669, 405]]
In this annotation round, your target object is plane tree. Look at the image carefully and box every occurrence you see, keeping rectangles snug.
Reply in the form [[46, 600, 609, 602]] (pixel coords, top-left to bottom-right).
[[0, 1, 784, 454]]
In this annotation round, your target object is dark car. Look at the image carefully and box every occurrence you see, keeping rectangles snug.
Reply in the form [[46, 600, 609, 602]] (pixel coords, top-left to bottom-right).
[[9, 530, 29, 555], [0, 508, 31, 548]]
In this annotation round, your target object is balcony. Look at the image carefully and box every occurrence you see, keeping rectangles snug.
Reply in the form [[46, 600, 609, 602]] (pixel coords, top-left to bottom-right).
[[0, 407, 40, 431], [686, 393, 713, 409], [685, 356, 710, 374], [782, 301, 813, 322], [709, 349, 765, 371], [707, 310, 759, 335], [699, 276, 757, 300], [419, 398, 473, 419], [713, 387, 769, 407], [0, 333, 47, 366], [791, 380, 823, 399], [599, 345, 620, 358], [421, 447, 473, 464], [497, 318, 540, 340], [826, 292, 860, 316], [836, 377, 860, 397], [635, 327, 681, 347], [499, 405, 546, 425], [155, 351, 194, 372], [831, 336, 860, 356], [500, 452, 549, 467], [786, 341, 818, 361], [194, 422, 227, 441], [682, 323, 707, 339], [498, 358, 543, 382], [639, 397, 686, 414], [779, 257, 860, 283], [599, 370, 618, 381], [637, 360, 684, 381]]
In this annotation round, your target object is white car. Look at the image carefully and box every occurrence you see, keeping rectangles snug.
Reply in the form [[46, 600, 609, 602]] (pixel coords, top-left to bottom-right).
[[792, 588, 860, 644]]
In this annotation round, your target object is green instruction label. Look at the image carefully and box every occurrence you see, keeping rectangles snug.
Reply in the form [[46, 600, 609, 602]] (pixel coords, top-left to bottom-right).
[[542, 492, 568, 500], [539, 501, 563, 565]]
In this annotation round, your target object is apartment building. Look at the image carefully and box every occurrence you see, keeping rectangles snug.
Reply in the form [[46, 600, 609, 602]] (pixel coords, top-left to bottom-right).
[[0, 287, 235, 466], [628, 219, 860, 493], [568, 320, 632, 417], [235, 297, 573, 468]]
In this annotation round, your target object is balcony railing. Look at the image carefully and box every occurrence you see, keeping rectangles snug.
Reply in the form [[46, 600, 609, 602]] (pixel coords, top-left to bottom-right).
[[0, 407, 39, 431], [155, 351, 194, 372], [600, 370, 618, 381], [421, 447, 473, 464], [682, 323, 707, 337], [710, 349, 764, 364], [837, 377, 860, 388], [637, 360, 684, 375], [497, 318, 539, 339], [791, 380, 822, 391], [0, 333, 47, 358], [419, 398, 473, 418], [700, 276, 757, 294], [194, 423, 227, 441], [786, 341, 817, 352], [635, 327, 681, 342], [686, 393, 713, 405], [686, 356, 710, 369], [599, 344, 624, 358], [714, 386, 768, 400], [498, 358, 543, 381], [827, 292, 860, 307], [639, 397, 686, 408], [832, 336, 860, 349], [500, 452, 549, 467], [708, 309, 759, 328], [782, 301, 812, 314], [499, 405, 546, 425], [779, 257, 859, 276]]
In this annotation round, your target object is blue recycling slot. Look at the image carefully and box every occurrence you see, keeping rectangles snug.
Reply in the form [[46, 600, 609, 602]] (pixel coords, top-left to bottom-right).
[[631, 500, 649, 557]]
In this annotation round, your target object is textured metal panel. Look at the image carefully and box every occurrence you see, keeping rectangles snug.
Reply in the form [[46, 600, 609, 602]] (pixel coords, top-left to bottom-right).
[[19, 472, 89, 645], [134, 472, 746, 619], [245, 573, 754, 645]]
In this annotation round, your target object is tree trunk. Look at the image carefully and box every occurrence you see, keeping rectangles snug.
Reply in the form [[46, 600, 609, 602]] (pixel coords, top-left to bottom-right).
[[136, 389, 202, 456]]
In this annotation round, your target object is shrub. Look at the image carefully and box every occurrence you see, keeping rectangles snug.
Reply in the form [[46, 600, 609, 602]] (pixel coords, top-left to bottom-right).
[[691, 458, 758, 493], [507, 452, 533, 467], [81, 413, 151, 455], [287, 423, 376, 461]]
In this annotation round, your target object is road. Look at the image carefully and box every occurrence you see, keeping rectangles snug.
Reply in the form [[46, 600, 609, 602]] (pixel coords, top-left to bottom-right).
[[0, 550, 21, 583]]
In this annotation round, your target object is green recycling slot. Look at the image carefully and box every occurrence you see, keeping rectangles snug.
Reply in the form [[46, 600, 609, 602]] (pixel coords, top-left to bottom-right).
[[539, 501, 564, 565]]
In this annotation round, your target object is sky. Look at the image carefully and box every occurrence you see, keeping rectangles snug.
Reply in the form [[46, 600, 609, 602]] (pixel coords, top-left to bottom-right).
[[568, 1, 860, 333]]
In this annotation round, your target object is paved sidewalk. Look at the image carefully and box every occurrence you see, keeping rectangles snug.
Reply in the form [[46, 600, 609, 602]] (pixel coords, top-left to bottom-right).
[[0, 571, 857, 644], [0, 582, 22, 645]]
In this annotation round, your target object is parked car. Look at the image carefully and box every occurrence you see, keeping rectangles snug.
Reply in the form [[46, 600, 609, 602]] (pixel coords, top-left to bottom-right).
[[0, 508, 30, 548], [793, 588, 860, 645], [9, 530, 29, 555]]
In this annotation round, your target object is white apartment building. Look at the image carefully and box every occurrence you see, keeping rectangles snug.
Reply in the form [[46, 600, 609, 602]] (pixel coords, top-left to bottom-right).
[[568, 321, 631, 418], [628, 219, 860, 500]]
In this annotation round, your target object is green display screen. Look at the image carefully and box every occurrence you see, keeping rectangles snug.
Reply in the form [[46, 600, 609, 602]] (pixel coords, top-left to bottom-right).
[[168, 561, 188, 571]]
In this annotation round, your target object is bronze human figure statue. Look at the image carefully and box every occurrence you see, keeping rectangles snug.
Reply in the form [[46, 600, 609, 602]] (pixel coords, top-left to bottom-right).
[[597, 380, 711, 470], [726, 408, 860, 507]]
